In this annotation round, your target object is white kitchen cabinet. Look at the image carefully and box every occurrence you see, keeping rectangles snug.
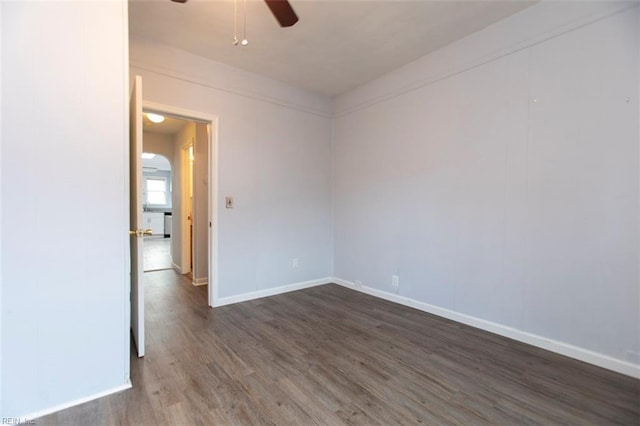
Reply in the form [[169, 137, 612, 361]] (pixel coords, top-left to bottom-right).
[[143, 212, 165, 235]]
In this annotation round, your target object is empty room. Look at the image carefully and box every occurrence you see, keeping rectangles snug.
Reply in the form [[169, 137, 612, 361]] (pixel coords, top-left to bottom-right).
[[1, 0, 639, 424]]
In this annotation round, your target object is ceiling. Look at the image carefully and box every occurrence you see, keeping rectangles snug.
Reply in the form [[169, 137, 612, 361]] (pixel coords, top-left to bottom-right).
[[143, 113, 189, 135], [129, 0, 536, 97]]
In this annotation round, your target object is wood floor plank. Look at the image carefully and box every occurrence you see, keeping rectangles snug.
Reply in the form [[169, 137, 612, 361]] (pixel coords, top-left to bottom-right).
[[39, 271, 639, 425]]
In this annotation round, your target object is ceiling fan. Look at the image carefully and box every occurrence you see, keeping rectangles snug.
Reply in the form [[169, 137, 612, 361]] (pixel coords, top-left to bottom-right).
[[170, 0, 299, 28]]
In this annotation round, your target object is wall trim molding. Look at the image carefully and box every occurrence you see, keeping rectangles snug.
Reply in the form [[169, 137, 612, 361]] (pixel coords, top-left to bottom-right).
[[193, 277, 208, 287], [130, 61, 332, 119], [171, 262, 182, 274], [331, 277, 640, 379], [23, 381, 132, 421], [214, 277, 332, 307], [333, 2, 637, 117]]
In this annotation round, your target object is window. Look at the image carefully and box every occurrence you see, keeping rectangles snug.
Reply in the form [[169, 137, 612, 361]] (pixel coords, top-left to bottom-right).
[[144, 176, 169, 206]]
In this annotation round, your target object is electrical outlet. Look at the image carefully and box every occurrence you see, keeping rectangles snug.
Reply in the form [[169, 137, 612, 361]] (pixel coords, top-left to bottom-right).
[[292, 258, 299, 268], [354, 280, 362, 288], [225, 196, 234, 208], [391, 275, 399, 289]]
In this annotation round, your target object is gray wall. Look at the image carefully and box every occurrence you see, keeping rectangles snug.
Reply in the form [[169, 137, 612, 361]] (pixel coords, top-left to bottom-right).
[[333, 4, 639, 367], [1, 1, 129, 417], [130, 39, 334, 302], [2, 1, 636, 420]]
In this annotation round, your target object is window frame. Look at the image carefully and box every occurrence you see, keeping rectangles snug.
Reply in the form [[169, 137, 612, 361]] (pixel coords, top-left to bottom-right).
[[142, 172, 171, 209]]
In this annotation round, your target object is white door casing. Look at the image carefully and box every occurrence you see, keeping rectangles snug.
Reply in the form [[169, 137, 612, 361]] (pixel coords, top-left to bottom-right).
[[142, 100, 219, 308]]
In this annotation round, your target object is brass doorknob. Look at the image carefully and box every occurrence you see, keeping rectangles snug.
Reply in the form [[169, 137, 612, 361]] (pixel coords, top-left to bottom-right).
[[129, 229, 154, 237]]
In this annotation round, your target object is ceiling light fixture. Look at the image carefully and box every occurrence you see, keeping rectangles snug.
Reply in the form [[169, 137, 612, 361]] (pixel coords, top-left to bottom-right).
[[146, 113, 165, 123], [141, 153, 156, 159]]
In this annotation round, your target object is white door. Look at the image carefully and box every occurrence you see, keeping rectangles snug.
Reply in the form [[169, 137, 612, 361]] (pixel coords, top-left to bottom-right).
[[129, 75, 146, 357]]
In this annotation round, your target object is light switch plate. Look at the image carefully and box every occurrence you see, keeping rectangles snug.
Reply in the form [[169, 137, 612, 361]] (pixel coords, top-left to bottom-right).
[[225, 196, 234, 208]]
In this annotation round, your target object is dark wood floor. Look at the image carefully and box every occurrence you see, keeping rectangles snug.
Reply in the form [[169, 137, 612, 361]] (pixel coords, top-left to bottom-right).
[[143, 236, 172, 272], [41, 270, 639, 425]]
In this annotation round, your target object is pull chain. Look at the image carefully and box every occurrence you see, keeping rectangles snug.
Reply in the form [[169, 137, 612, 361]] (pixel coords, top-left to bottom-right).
[[232, 0, 238, 45], [241, 0, 248, 46]]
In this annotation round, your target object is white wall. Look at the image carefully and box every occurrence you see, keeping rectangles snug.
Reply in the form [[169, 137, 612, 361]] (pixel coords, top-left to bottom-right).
[[130, 39, 334, 302], [143, 132, 175, 169], [0, 0, 4, 415], [1, 1, 130, 418], [333, 2, 639, 374]]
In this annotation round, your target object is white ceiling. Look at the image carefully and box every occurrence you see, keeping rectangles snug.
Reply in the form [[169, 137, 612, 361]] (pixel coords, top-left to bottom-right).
[[129, 0, 536, 97]]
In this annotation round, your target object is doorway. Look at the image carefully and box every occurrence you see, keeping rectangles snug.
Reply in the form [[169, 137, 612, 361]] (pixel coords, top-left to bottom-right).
[[141, 152, 172, 272], [129, 79, 219, 359], [141, 101, 218, 308], [179, 123, 210, 287]]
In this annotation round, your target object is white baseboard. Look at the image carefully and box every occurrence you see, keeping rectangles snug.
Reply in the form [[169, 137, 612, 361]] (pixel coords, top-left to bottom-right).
[[331, 277, 640, 379], [23, 380, 132, 421], [193, 277, 208, 286], [171, 262, 182, 273], [214, 277, 332, 307]]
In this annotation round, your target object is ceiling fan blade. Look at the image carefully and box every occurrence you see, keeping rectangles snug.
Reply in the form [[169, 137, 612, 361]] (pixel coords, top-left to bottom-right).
[[170, 0, 188, 3], [264, 0, 298, 27]]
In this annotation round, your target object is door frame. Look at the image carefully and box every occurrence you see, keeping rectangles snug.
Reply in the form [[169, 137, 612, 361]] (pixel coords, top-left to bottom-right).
[[143, 100, 219, 308], [179, 142, 193, 275], [130, 76, 145, 358]]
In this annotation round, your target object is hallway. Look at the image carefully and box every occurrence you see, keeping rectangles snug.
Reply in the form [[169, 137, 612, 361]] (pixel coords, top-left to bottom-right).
[[143, 237, 172, 272]]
